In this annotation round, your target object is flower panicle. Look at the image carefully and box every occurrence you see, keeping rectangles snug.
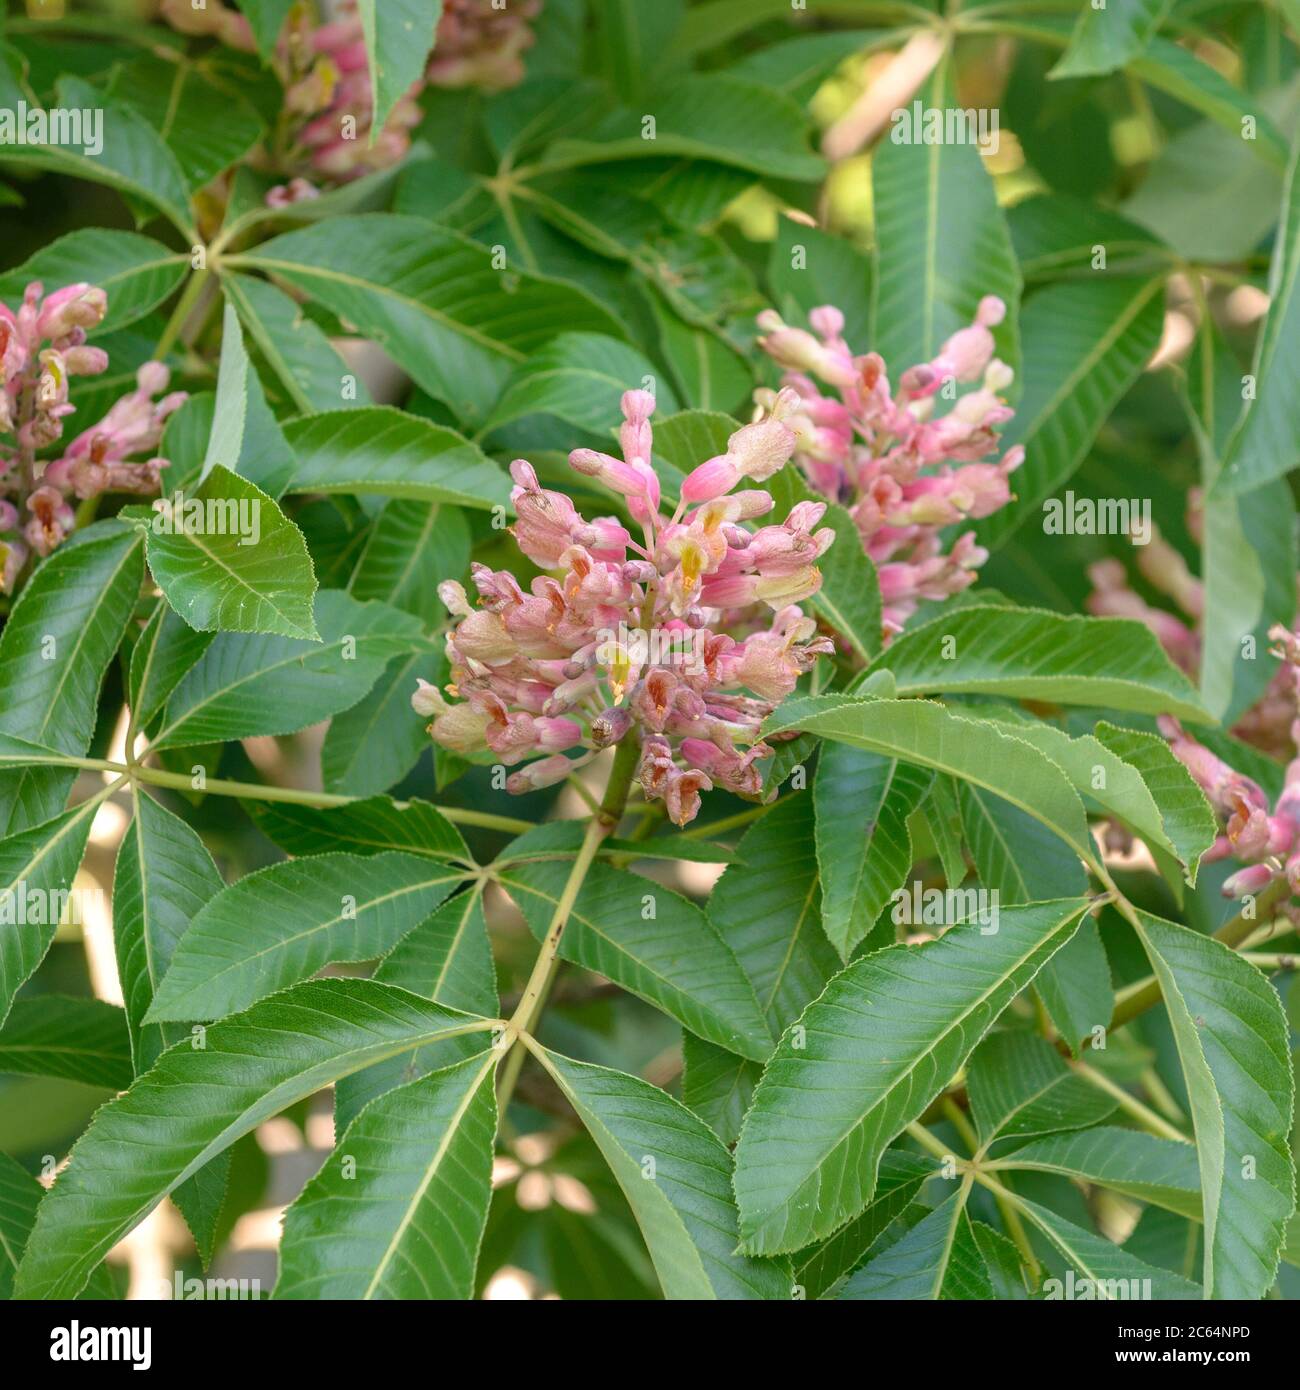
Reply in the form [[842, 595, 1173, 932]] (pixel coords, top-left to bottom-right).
[[413, 388, 834, 826], [754, 295, 1022, 636], [0, 281, 184, 589]]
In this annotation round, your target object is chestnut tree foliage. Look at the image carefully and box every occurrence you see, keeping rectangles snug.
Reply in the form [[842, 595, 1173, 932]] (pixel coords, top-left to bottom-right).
[[0, 0, 1298, 1302]]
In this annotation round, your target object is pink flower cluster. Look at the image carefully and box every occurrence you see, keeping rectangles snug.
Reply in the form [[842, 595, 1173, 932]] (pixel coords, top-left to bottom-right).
[[1161, 626, 1300, 905], [754, 297, 1023, 637], [162, 0, 540, 202], [412, 390, 835, 825], [1088, 494, 1299, 760], [0, 281, 183, 590]]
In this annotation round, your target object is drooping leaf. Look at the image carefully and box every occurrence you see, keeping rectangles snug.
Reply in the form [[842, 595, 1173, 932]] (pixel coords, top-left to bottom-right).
[[733, 898, 1090, 1253], [12, 979, 497, 1299]]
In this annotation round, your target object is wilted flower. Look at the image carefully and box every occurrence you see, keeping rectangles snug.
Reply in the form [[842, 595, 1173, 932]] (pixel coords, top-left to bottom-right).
[[414, 391, 834, 825], [754, 296, 1022, 637], [0, 280, 184, 590]]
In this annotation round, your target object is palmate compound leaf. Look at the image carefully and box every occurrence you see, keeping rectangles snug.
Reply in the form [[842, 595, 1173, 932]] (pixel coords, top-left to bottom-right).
[[870, 606, 1210, 723], [1132, 910, 1296, 1299], [277, 1048, 497, 1300], [12, 978, 500, 1300], [732, 898, 1091, 1255], [500, 858, 773, 1062], [130, 465, 319, 640], [532, 1044, 792, 1300], [146, 852, 469, 1023]]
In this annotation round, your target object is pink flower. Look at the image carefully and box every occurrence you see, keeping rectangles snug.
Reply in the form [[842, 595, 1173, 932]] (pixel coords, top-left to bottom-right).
[[755, 298, 1020, 637], [415, 386, 835, 825]]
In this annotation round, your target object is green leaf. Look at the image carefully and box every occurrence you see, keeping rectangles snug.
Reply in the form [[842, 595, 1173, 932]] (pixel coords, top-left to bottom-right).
[[348, 500, 470, 620], [137, 466, 319, 640], [966, 1032, 1116, 1147], [11, 978, 497, 1299], [0, 525, 143, 833], [335, 884, 498, 1130], [0, 997, 131, 1090], [1132, 910, 1296, 1299], [233, 0, 295, 64], [975, 276, 1165, 548], [535, 1046, 792, 1299], [0, 229, 186, 336], [733, 898, 1090, 1253], [1015, 1195, 1202, 1299], [246, 795, 470, 865], [357, 0, 443, 138], [483, 332, 679, 435], [147, 851, 467, 1022], [993, 1127, 1200, 1217], [151, 589, 422, 749], [112, 791, 225, 1073], [546, 75, 825, 182], [0, 799, 106, 1029], [500, 859, 773, 1062], [0, 1152, 115, 1301], [593, 0, 684, 103], [793, 1150, 935, 1299], [872, 606, 1209, 722], [127, 602, 214, 736], [839, 1190, 994, 1300], [106, 55, 264, 193], [814, 744, 932, 960], [232, 216, 625, 423], [1009, 194, 1163, 283], [223, 272, 370, 415], [870, 59, 1020, 378], [1219, 129, 1300, 494], [763, 697, 1094, 863], [733, 29, 895, 107], [1051, 0, 1171, 78], [282, 407, 509, 510], [0, 77, 193, 236], [681, 1034, 760, 1148], [321, 643, 442, 796], [767, 213, 873, 346], [277, 1048, 497, 1300]]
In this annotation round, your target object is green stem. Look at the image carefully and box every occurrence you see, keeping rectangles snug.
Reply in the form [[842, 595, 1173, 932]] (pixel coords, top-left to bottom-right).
[[153, 268, 210, 360], [496, 735, 641, 1114], [1071, 1059, 1190, 1143]]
